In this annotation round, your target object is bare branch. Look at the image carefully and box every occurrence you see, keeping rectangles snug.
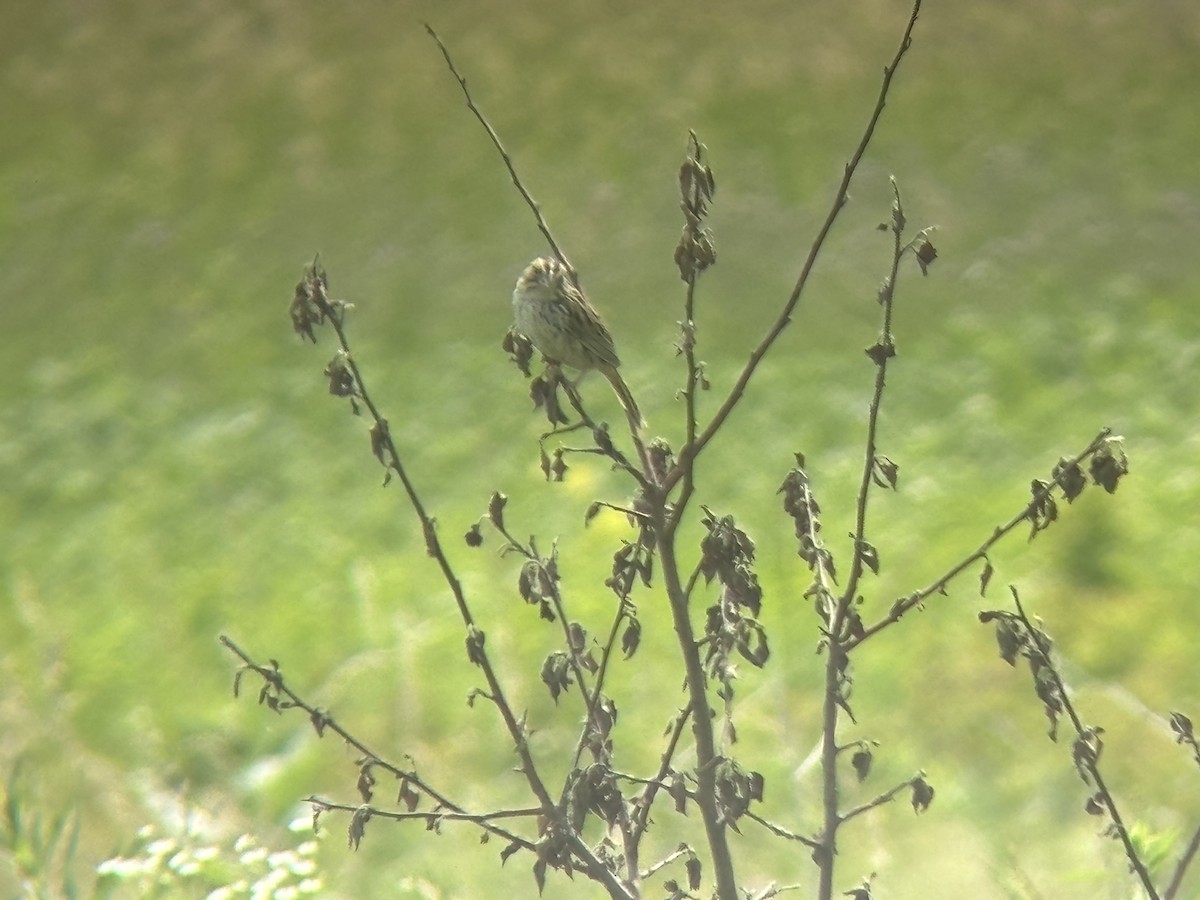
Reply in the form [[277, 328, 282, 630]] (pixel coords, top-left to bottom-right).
[[841, 177, 910, 608], [1165, 822, 1200, 900], [639, 843, 695, 882], [425, 24, 570, 269], [670, 130, 718, 530], [1006, 589, 1159, 900], [848, 426, 1115, 650], [305, 797, 537, 846], [289, 263, 562, 817], [743, 810, 820, 850], [631, 705, 693, 846], [839, 776, 921, 825], [220, 636, 525, 847], [657, 512, 739, 898]]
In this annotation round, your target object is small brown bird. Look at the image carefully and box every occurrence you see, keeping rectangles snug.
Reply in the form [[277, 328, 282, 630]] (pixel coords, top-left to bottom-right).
[[511, 257, 643, 428]]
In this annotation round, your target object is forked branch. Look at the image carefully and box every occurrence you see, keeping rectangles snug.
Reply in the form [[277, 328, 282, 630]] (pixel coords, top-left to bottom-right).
[[662, 0, 925, 494]]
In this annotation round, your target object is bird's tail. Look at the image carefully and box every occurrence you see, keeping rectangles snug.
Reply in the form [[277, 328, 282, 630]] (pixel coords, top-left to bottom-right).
[[605, 369, 646, 434]]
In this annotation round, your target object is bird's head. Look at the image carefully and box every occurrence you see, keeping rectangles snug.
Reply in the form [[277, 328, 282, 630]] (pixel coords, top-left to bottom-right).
[[516, 256, 570, 301]]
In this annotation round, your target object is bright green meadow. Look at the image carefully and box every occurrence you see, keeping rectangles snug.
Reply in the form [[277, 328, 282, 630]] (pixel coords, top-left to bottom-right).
[[2, 1, 1199, 898]]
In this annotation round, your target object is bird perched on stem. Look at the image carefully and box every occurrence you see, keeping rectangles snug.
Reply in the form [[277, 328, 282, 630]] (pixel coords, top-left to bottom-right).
[[511, 256, 644, 430]]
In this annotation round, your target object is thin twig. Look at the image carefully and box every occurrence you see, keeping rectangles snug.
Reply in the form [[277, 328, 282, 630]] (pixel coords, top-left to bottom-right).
[[639, 843, 694, 881], [682, 556, 706, 601], [287, 268, 645, 898], [630, 705, 693, 845], [1009, 589, 1159, 900], [671, 130, 713, 531], [1165, 822, 1200, 900], [488, 525, 600, 744], [556, 377, 653, 489], [816, 613, 845, 900], [817, 197, 932, 900], [838, 777, 920, 825], [847, 426, 1113, 650], [748, 884, 805, 900], [299, 270, 559, 813], [568, 552, 643, 771], [306, 797, 538, 845], [743, 810, 820, 850], [220, 636, 526, 848], [840, 177, 907, 610], [425, 24, 569, 269], [429, 24, 655, 477]]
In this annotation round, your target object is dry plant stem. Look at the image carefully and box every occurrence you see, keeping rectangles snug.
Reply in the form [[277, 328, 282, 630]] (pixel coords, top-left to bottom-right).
[[312, 297, 559, 813], [1165, 823, 1200, 900], [307, 799, 542, 833], [817, 187, 912, 896], [491, 523, 601, 743], [816, 638, 844, 900], [530, 442, 646, 889], [817, 178, 917, 900], [568, 566, 641, 772], [841, 179, 905, 609], [557, 378, 654, 489], [672, 143, 706, 527], [656, 513, 739, 899], [672, 271, 701, 528], [847, 425, 1114, 651], [425, 25, 569, 270], [218, 636, 529, 849], [1009, 590, 1160, 900], [839, 776, 921, 825], [630, 704, 692, 847], [640, 844, 693, 881], [748, 885, 804, 900], [657, 141, 730, 888], [663, 0, 924, 496], [297, 294, 636, 896], [744, 810, 820, 851]]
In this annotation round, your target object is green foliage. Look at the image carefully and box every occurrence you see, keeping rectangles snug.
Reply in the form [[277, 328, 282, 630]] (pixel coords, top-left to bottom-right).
[[2, 764, 80, 899], [95, 821, 322, 899]]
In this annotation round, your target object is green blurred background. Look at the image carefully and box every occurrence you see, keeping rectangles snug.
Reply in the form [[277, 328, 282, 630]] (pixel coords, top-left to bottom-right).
[[2, 0, 1198, 897]]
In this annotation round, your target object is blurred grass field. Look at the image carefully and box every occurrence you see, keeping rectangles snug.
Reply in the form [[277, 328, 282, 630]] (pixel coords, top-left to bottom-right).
[[2, 0, 1199, 897]]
